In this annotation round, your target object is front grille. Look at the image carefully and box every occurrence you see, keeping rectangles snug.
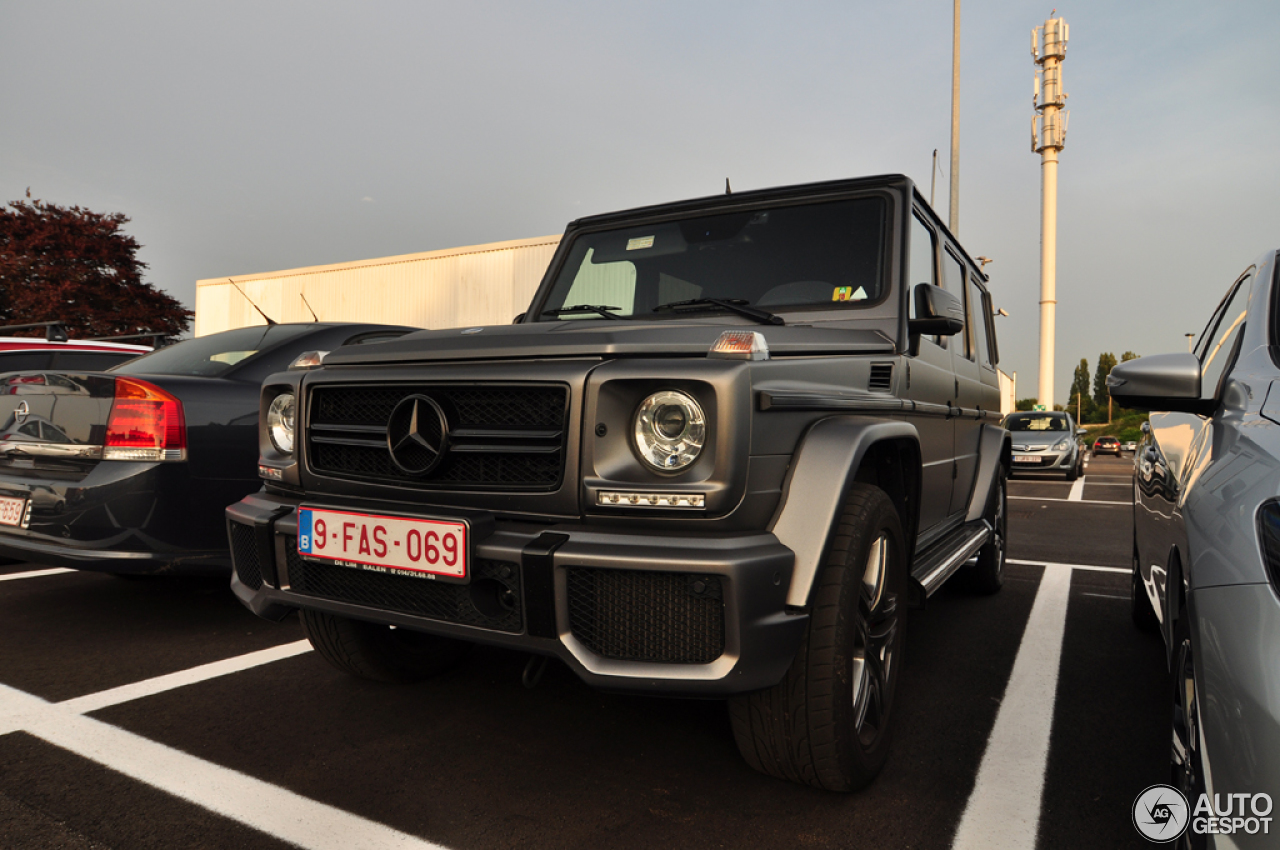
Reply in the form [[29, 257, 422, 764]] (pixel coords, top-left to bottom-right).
[[284, 538, 522, 633], [229, 521, 263, 590], [307, 384, 568, 490], [566, 569, 726, 664]]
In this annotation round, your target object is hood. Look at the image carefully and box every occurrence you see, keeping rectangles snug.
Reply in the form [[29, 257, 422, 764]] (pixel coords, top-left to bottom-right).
[[321, 319, 896, 366], [1009, 430, 1075, 448]]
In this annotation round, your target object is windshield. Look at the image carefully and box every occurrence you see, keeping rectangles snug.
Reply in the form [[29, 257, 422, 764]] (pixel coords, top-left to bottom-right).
[[1005, 414, 1068, 432], [112, 325, 315, 378], [539, 197, 887, 320]]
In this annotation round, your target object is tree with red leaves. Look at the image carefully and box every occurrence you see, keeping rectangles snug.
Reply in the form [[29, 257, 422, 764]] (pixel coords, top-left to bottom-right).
[[0, 192, 191, 341]]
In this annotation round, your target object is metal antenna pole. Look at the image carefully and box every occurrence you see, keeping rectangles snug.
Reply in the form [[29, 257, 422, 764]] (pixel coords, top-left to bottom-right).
[[1032, 15, 1068, 409], [949, 0, 961, 234]]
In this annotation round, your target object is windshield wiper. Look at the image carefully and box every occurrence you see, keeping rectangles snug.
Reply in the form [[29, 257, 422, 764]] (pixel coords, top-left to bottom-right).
[[541, 304, 623, 320], [652, 298, 784, 326]]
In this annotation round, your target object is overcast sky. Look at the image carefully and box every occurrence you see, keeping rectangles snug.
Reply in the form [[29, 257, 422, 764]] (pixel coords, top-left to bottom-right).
[[4, 1, 1278, 403]]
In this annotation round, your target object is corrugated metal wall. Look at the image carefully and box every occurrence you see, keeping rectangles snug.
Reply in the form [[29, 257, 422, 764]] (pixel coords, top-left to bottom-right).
[[194, 235, 561, 336]]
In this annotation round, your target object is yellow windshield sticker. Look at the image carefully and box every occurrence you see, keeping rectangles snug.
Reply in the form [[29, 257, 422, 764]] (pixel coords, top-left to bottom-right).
[[832, 286, 868, 302], [626, 236, 655, 251]]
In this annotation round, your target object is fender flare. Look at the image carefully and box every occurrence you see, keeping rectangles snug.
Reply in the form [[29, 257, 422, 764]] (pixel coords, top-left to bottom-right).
[[965, 422, 1013, 524], [770, 417, 920, 608]]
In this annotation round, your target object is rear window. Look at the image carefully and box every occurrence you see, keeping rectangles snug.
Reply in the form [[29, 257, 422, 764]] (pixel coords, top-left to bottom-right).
[[1004, 414, 1069, 432], [112, 325, 315, 378]]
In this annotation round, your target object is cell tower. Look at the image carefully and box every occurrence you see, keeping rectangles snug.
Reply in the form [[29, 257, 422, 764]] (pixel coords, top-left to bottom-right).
[[1032, 15, 1068, 410]]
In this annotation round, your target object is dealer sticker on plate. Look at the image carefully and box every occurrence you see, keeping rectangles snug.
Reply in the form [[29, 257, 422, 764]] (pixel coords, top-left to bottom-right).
[[297, 507, 468, 581]]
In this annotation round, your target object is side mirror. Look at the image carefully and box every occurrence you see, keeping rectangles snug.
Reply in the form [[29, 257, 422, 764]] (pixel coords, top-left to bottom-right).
[[1107, 352, 1211, 415], [908, 284, 965, 337], [512, 312, 527, 324], [1141, 420, 1151, 434], [1076, 429, 1087, 437]]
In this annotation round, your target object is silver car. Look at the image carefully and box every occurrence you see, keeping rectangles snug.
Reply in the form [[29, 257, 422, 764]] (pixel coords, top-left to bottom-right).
[[1003, 410, 1083, 480], [1110, 249, 1280, 848]]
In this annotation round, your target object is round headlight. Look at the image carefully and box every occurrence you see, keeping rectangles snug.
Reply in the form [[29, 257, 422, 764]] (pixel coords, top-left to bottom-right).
[[267, 392, 295, 455], [633, 390, 705, 471]]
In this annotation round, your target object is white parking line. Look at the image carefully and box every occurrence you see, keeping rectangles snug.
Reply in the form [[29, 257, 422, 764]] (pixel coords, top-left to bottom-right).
[[952, 564, 1073, 850], [1067, 477, 1085, 501], [0, 567, 75, 582], [0, 684, 446, 850], [0, 642, 448, 850], [1010, 496, 1131, 506], [59, 640, 313, 715], [1008, 558, 1128, 574]]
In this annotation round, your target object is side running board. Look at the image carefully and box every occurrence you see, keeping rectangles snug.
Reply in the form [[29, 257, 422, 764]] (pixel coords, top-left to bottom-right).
[[909, 520, 992, 602]]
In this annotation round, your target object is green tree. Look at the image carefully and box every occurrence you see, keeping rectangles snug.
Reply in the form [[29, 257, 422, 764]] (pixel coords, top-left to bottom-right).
[[1093, 352, 1118, 407], [1016, 397, 1037, 411], [1121, 351, 1139, 362]]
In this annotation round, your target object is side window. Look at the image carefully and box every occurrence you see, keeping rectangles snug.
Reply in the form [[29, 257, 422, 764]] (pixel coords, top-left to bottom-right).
[[1197, 272, 1252, 400], [908, 213, 943, 346], [969, 280, 993, 368], [981, 290, 999, 365], [0, 352, 53, 373], [942, 249, 972, 359]]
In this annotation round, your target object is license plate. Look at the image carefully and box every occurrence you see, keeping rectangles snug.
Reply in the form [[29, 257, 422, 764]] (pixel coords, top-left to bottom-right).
[[297, 507, 468, 582], [0, 495, 25, 527], [1013, 455, 1042, 464]]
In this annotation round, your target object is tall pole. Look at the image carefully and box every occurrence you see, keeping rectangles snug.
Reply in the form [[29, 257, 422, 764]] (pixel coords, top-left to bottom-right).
[[1032, 16, 1068, 409], [949, 0, 961, 234]]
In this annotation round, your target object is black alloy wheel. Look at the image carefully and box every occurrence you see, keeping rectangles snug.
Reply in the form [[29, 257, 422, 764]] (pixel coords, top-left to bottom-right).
[[729, 483, 906, 791], [969, 466, 1007, 594]]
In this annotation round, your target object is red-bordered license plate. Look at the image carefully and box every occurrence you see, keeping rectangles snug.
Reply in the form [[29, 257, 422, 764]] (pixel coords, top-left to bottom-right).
[[297, 507, 468, 582], [0, 495, 26, 527]]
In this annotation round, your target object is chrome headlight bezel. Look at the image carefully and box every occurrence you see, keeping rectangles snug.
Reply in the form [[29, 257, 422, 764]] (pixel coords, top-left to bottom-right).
[[632, 390, 706, 472], [266, 392, 296, 455], [1053, 438, 1072, 452]]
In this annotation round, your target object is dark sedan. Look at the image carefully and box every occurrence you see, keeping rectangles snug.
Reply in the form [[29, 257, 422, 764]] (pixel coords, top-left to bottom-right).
[[1091, 435, 1121, 456], [0, 323, 413, 575]]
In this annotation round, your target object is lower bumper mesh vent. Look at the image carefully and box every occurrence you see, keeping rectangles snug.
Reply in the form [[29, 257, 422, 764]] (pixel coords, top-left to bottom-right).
[[229, 521, 263, 590], [566, 569, 725, 664]]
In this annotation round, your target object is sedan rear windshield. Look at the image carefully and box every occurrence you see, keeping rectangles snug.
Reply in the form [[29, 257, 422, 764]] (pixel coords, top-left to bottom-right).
[[540, 197, 887, 319], [1005, 414, 1069, 432], [112, 325, 315, 378]]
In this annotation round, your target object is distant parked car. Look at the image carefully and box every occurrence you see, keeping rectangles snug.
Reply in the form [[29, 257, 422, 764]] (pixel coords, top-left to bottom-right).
[[1092, 436, 1121, 456], [1123, 440, 1137, 453], [1004, 410, 1084, 480], [0, 323, 414, 575], [1111, 248, 1280, 839]]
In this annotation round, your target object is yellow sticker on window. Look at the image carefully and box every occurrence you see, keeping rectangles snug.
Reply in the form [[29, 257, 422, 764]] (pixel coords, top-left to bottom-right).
[[832, 286, 867, 302], [626, 236, 655, 251]]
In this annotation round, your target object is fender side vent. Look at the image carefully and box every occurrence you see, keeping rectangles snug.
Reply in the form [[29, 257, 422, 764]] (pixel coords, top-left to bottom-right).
[[869, 363, 894, 392]]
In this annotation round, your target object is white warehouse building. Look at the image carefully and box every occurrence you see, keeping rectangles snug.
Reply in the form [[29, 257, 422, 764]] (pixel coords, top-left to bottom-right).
[[194, 234, 561, 337]]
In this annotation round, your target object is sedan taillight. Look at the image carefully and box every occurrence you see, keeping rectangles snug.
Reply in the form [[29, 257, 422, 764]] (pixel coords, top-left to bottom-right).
[[103, 378, 187, 461]]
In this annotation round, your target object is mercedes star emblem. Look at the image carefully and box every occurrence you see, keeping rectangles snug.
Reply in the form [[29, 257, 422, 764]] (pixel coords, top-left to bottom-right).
[[14, 401, 29, 424], [386, 394, 449, 476]]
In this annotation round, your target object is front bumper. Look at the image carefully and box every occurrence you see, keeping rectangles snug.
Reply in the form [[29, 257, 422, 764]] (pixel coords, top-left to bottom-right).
[[227, 491, 807, 697], [1010, 446, 1076, 472]]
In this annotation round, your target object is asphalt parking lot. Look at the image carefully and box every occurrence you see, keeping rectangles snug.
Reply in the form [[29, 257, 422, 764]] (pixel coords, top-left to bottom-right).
[[0, 452, 1168, 850]]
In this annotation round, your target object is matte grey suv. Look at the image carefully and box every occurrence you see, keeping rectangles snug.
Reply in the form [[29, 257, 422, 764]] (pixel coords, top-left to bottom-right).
[[1112, 250, 1280, 846], [228, 175, 1011, 792]]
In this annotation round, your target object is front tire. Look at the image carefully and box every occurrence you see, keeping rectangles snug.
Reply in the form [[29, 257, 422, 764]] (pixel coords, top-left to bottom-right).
[[300, 609, 472, 683], [729, 483, 906, 791]]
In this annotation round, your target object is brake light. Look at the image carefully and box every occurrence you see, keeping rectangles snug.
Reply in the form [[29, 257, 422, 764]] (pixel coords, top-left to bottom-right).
[[103, 378, 186, 461]]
